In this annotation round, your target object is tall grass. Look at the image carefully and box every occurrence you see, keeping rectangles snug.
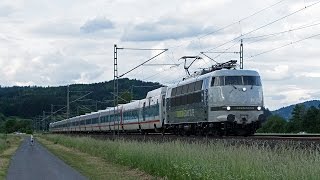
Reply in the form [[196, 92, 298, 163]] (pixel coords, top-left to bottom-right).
[[0, 134, 8, 153], [43, 135, 320, 180]]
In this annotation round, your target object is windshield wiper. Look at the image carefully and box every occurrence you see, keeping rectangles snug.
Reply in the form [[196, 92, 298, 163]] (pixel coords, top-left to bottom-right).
[[232, 85, 237, 89]]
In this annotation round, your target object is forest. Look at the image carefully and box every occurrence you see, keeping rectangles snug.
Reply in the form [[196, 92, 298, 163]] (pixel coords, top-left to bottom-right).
[[0, 78, 162, 119], [259, 104, 320, 133]]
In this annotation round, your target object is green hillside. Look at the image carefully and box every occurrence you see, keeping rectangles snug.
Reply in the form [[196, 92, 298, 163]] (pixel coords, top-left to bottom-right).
[[0, 78, 162, 119]]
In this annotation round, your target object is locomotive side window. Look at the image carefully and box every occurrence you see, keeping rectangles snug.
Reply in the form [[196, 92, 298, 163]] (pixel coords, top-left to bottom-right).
[[171, 88, 177, 96], [211, 77, 215, 86], [225, 76, 242, 85], [243, 76, 261, 86], [188, 82, 195, 93], [182, 84, 188, 94], [181, 95, 187, 105], [195, 80, 203, 91], [176, 86, 182, 96], [214, 76, 224, 86]]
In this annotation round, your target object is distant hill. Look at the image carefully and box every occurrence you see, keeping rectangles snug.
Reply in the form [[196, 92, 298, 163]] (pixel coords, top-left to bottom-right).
[[272, 100, 320, 120], [0, 78, 162, 119]]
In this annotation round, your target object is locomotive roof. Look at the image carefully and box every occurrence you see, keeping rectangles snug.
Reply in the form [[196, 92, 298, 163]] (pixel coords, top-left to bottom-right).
[[174, 69, 260, 87], [207, 69, 260, 77]]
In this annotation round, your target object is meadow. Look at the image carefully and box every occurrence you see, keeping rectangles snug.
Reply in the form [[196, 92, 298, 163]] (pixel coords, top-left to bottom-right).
[[0, 134, 22, 180], [43, 134, 320, 180], [0, 134, 9, 153]]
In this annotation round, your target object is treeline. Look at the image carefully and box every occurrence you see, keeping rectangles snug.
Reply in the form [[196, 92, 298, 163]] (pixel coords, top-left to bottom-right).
[[0, 78, 162, 119], [0, 113, 32, 134], [258, 104, 320, 133]]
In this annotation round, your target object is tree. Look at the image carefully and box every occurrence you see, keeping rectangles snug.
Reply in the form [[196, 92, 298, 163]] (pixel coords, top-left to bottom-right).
[[286, 104, 305, 133], [302, 106, 320, 133], [257, 115, 287, 133]]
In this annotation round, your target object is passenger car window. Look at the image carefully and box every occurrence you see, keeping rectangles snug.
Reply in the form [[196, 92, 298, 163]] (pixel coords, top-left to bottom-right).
[[225, 76, 242, 85]]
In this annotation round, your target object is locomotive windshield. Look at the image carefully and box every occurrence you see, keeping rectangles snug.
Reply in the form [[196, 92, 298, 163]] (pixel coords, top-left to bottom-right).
[[211, 76, 261, 86], [225, 76, 242, 85], [243, 76, 261, 86]]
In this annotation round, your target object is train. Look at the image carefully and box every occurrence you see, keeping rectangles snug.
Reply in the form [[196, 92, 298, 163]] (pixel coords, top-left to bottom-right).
[[49, 61, 265, 136]]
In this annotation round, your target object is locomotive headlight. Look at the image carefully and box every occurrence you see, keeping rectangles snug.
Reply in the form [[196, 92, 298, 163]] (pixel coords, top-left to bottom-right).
[[227, 106, 231, 111], [257, 106, 262, 111]]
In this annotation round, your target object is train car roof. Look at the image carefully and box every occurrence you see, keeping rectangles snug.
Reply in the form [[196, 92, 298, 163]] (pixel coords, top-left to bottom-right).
[[146, 87, 167, 98], [122, 100, 140, 109]]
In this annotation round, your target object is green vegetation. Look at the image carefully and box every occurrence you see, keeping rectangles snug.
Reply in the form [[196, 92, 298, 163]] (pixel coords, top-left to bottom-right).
[[0, 113, 32, 134], [38, 137, 155, 180], [0, 134, 8, 153], [42, 134, 320, 180], [0, 134, 23, 180], [0, 78, 162, 119], [260, 104, 320, 133]]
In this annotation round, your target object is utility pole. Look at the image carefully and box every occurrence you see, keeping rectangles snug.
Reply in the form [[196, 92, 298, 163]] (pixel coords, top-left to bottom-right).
[[114, 44, 119, 137], [51, 104, 53, 123], [67, 85, 70, 120], [240, 39, 244, 69], [42, 111, 45, 131], [113, 44, 167, 138]]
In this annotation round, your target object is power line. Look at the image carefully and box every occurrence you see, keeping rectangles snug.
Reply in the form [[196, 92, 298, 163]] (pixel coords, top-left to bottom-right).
[[119, 49, 168, 78], [120, 48, 169, 51], [248, 32, 320, 58], [202, 0, 320, 53], [199, 0, 287, 39], [154, 0, 287, 66], [243, 21, 320, 42], [122, 0, 291, 81]]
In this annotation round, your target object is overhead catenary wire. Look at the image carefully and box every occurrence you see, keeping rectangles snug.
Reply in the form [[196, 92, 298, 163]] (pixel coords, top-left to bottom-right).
[[125, 0, 292, 83], [117, 1, 319, 90], [243, 21, 320, 42], [202, 0, 320, 53], [156, 0, 287, 62], [248, 32, 320, 58], [118, 49, 168, 78], [199, 0, 287, 39]]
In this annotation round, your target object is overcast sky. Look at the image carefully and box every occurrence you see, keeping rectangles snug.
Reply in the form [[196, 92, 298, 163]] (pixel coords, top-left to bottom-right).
[[0, 0, 319, 110]]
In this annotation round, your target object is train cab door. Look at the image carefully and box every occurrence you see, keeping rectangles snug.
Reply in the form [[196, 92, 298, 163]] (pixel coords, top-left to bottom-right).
[[161, 95, 166, 125], [143, 102, 146, 122]]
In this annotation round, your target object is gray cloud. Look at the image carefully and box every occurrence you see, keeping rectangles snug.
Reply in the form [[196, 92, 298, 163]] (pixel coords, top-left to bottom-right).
[[270, 94, 286, 101], [80, 17, 114, 33], [0, 5, 15, 17], [31, 22, 80, 37], [0, 52, 104, 86], [121, 18, 216, 41]]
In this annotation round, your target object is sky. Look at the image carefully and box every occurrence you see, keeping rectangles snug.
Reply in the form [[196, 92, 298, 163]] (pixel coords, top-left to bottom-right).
[[0, 0, 319, 110]]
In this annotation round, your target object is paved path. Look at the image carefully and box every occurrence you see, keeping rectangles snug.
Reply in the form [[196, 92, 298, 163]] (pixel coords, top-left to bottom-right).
[[6, 138, 87, 180]]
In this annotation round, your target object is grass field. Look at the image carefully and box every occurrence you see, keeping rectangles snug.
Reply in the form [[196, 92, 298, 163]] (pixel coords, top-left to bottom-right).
[[42, 134, 320, 180], [0, 134, 9, 153], [0, 134, 23, 180]]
